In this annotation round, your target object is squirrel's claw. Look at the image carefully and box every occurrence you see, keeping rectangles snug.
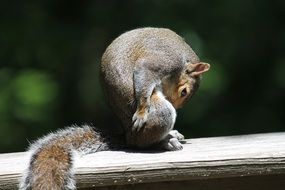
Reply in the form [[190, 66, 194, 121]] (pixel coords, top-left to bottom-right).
[[132, 110, 148, 132], [169, 130, 185, 141]]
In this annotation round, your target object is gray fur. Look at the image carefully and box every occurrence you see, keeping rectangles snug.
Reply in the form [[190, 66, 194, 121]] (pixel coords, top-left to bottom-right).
[[101, 27, 199, 147]]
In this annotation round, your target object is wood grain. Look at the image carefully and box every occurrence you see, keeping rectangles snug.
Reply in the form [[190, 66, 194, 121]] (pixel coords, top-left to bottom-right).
[[0, 132, 285, 189]]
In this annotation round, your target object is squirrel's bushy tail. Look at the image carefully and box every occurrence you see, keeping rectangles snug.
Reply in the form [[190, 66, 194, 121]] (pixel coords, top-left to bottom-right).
[[19, 125, 119, 190]]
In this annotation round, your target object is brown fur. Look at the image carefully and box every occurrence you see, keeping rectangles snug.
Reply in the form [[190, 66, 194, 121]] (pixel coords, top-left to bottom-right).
[[20, 126, 111, 190], [32, 146, 71, 190]]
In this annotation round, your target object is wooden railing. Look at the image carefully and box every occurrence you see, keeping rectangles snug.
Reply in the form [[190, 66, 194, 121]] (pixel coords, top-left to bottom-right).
[[1, 132, 285, 190]]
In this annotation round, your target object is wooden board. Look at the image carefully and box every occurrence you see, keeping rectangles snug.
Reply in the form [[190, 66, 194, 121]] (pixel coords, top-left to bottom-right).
[[81, 175, 285, 190], [0, 132, 285, 189]]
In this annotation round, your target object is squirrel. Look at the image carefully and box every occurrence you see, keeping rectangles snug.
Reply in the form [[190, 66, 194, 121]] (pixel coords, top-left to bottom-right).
[[19, 27, 210, 190], [100, 27, 209, 149]]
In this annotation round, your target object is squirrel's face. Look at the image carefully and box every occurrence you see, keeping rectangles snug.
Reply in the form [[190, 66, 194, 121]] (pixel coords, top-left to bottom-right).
[[164, 62, 210, 109], [170, 76, 198, 109]]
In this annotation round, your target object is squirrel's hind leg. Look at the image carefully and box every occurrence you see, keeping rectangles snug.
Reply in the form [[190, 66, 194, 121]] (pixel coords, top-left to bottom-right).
[[159, 131, 185, 151]]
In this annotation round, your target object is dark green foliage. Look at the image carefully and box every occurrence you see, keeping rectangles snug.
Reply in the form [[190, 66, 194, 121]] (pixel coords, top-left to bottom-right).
[[0, 0, 284, 152]]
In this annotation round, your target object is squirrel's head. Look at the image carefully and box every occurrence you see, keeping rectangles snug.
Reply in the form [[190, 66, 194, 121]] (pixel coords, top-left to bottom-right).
[[164, 62, 210, 109]]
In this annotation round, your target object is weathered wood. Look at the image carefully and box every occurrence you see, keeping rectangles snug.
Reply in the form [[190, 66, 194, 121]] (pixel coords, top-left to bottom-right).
[[81, 175, 285, 190], [0, 132, 285, 190]]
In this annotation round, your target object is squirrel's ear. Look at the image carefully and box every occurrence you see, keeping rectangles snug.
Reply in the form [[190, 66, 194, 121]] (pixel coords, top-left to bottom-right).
[[190, 62, 210, 77]]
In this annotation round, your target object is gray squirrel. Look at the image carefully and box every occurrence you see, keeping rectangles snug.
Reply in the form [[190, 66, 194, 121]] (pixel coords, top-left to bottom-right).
[[19, 27, 210, 190]]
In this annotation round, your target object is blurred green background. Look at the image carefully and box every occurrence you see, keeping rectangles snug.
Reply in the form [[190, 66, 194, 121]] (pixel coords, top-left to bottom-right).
[[1, 0, 284, 153]]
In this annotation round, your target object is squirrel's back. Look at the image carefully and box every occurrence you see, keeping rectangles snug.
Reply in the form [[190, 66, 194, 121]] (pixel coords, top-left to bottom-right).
[[102, 27, 199, 64]]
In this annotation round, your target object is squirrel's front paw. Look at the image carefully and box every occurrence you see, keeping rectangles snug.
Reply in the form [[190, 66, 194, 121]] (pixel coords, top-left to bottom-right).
[[132, 109, 148, 132]]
